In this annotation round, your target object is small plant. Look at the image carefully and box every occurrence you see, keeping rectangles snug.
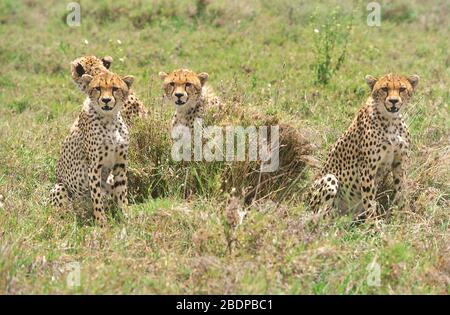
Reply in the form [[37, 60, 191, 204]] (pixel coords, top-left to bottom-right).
[[311, 7, 353, 85], [195, 0, 210, 18], [8, 99, 30, 114]]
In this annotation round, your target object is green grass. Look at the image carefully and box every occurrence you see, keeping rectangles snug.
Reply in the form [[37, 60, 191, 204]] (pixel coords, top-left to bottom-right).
[[0, 0, 449, 294]]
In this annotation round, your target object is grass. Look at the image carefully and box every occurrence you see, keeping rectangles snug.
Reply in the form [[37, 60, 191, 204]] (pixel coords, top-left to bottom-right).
[[0, 0, 449, 294]]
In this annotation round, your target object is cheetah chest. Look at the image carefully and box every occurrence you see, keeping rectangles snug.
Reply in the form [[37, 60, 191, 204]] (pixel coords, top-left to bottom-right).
[[172, 102, 203, 129], [100, 123, 128, 169], [377, 126, 408, 179]]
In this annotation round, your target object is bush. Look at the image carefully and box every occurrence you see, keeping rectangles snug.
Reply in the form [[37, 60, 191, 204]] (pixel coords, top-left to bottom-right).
[[310, 7, 353, 85], [128, 101, 318, 204]]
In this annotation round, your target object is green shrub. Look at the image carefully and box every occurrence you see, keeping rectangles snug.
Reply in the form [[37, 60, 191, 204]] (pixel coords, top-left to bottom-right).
[[310, 7, 353, 85]]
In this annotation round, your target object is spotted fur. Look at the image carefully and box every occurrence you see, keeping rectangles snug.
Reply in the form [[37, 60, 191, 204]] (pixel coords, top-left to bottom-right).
[[50, 72, 134, 226], [159, 69, 222, 130], [309, 73, 420, 220], [70, 55, 147, 127]]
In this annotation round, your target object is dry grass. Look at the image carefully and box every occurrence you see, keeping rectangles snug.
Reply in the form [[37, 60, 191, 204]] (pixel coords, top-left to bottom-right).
[[128, 97, 318, 204]]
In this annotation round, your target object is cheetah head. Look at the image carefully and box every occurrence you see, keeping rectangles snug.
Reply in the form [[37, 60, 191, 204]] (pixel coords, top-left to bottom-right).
[[82, 72, 134, 116], [366, 73, 419, 116], [159, 69, 208, 108], [70, 55, 113, 93]]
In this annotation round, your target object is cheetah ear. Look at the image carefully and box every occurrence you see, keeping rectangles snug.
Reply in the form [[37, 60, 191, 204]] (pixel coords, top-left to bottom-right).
[[159, 71, 168, 80], [198, 72, 209, 86], [81, 74, 93, 84], [365, 75, 378, 91], [101, 56, 113, 69], [75, 63, 85, 77], [122, 75, 134, 89], [407, 75, 420, 90]]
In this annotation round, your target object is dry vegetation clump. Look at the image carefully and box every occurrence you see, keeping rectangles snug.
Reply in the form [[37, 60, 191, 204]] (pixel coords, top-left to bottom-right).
[[408, 139, 450, 213], [375, 135, 449, 223], [128, 100, 318, 204]]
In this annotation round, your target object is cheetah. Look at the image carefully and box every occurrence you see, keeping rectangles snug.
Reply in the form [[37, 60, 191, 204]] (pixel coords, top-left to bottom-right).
[[71, 55, 147, 127], [158, 69, 222, 130], [50, 72, 134, 225], [309, 73, 420, 220]]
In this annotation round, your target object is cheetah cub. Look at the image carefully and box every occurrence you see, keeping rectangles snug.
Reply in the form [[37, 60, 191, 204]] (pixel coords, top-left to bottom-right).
[[50, 72, 134, 225], [309, 73, 420, 220], [70, 55, 147, 128], [159, 69, 221, 130]]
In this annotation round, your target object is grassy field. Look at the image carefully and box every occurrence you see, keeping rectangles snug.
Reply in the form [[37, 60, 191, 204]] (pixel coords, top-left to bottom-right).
[[0, 0, 449, 294]]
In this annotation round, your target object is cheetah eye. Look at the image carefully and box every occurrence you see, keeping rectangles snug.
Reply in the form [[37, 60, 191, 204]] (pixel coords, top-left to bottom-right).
[[399, 87, 406, 92], [95, 87, 101, 91], [112, 86, 118, 92], [381, 87, 388, 92], [169, 82, 175, 87], [185, 82, 192, 87]]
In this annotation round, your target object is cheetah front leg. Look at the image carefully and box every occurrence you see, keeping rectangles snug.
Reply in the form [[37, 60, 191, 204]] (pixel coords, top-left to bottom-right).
[[50, 183, 70, 208], [112, 162, 129, 218], [308, 174, 339, 216], [89, 164, 106, 226], [358, 157, 379, 220], [392, 154, 407, 210]]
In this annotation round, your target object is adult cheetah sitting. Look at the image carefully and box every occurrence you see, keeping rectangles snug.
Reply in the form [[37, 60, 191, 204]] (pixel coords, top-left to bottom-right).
[[158, 69, 221, 130], [309, 73, 420, 220], [71, 55, 147, 127], [50, 72, 134, 225]]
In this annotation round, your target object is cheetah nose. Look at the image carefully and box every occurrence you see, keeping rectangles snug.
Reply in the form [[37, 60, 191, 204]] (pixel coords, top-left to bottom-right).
[[102, 97, 112, 104], [175, 93, 184, 98], [389, 98, 399, 105]]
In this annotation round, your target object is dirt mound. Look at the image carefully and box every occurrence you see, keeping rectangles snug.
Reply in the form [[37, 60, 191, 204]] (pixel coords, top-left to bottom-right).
[[128, 102, 318, 203]]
